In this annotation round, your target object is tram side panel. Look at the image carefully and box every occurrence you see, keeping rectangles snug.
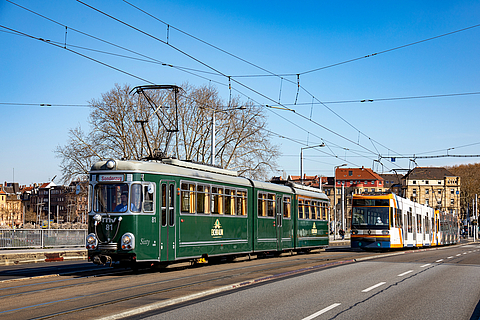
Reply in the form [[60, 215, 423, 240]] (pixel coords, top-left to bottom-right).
[[294, 189, 329, 250], [176, 178, 254, 260]]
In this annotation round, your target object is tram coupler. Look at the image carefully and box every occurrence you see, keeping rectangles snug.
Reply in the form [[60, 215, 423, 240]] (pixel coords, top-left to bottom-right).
[[92, 255, 113, 267]]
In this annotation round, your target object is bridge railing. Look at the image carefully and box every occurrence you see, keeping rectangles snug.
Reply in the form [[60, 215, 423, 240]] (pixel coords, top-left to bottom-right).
[[0, 229, 87, 249]]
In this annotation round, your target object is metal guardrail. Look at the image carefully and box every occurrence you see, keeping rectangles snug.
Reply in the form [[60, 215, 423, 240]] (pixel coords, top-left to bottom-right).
[[0, 229, 87, 249]]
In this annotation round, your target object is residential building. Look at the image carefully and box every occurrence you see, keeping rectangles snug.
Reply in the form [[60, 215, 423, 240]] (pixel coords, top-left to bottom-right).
[[402, 167, 460, 215], [379, 173, 404, 195], [334, 167, 386, 232], [0, 182, 23, 227]]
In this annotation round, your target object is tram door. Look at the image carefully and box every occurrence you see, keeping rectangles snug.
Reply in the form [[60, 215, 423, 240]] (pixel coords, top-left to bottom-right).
[[160, 181, 176, 262], [275, 195, 283, 251]]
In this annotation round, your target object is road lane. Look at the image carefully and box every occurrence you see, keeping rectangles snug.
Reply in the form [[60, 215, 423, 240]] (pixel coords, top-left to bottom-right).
[[137, 244, 480, 320]]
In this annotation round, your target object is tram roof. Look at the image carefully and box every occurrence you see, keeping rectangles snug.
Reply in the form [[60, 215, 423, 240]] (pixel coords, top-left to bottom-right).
[[90, 159, 252, 187], [90, 159, 328, 200]]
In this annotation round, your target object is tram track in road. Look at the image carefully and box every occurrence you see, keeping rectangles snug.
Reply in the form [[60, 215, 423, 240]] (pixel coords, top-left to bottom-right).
[[0, 249, 372, 320], [0, 245, 472, 320]]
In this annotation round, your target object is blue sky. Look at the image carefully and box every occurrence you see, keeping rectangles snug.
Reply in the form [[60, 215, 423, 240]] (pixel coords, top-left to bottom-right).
[[1, 0, 479, 185]]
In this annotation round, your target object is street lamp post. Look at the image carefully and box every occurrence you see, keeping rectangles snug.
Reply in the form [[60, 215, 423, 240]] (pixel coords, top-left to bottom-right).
[[47, 176, 56, 229], [202, 106, 246, 166], [300, 143, 325, 184], [333, 163, 347, 240]]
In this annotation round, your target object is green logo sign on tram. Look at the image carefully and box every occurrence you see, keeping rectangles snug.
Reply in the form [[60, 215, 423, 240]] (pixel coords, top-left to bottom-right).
[[211, 219, 224, 237]]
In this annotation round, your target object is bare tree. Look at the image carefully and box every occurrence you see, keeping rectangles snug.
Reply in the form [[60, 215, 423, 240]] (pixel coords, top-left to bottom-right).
[[56, 83, 280, 182], [447, 163, 480, 217]]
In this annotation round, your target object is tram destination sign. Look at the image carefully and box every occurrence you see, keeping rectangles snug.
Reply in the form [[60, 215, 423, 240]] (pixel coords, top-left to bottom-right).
[[99, 175, 124, 182]]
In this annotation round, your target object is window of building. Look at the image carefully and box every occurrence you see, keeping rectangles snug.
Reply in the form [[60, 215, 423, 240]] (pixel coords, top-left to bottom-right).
[[412, 180, 416, 184], [425, 199, 429, 206], [425, 181, 429, 184], [451, 189, 454, 195], [438, 181, 442, 184], [451, 198, 454, 205], [425, 189, 429, 195], [348, 171, 353, 176]]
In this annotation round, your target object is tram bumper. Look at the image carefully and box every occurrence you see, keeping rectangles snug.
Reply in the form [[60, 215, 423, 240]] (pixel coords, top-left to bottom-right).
[[351, 236, 390, 249]]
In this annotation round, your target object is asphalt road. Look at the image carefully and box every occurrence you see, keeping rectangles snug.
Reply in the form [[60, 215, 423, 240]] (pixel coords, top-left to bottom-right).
[[0, 244, 479, 320], [136, 244, 480, 320]]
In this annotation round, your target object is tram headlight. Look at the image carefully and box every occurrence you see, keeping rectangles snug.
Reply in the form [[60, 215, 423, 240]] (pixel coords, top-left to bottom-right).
[[121, 233, 135, 250], [106, 159, 116, 169], [86, 233, 98, 250], [382, 230, 390, 235], [93, 214, 102, 226]]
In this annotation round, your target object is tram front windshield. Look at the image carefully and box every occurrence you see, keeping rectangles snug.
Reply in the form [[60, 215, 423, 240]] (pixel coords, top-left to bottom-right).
[[352, 206, 389, 228], [94, 183, 129, 213]]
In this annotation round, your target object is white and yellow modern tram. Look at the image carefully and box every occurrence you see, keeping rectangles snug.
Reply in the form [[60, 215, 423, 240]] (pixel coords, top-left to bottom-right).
[[351, 192, 458, 249]]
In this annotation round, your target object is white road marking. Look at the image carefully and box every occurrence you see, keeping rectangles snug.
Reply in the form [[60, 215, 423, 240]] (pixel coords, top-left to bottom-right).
[[398, 270, 413, 277], [447, 256, 454, 259], [456, 254, 462, 256], [420, 264, 431, 267], [463, 252, 468, 255], [436, 259, 444, 262], [301, 303, 341, 320], [362, 282, 386, 292]]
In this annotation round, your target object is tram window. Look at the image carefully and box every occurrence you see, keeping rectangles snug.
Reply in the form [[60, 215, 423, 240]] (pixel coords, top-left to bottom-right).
[[212, 187, 223, 214], [298, 200, 304, 219], [389, 208, 393, 228], [310, 201, 317, 220], [283, 196, 291, 218], [224, 189, 235, 215], [88, 184, 92, 213], [180, 183, 196, 214], [161, 184, 167, 226], [417, 214, 422, 233], [197, 185, 210, 214], [258, 193, 266, 217], [94, 183, 129, 213], [395, 209, 402, 228], [407, 211, 412, 233], [267, 194, 275, 217], [143, 183, 154, 212], [169, 184, 175, 226], [305, 200, 311, 219], [130, 184, 142, 213], [236, 190, 247, 216]]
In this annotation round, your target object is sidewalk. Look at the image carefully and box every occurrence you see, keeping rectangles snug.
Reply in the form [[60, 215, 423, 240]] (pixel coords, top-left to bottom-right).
[[328, 235, 350, 247], [0, 247, 87, 266]]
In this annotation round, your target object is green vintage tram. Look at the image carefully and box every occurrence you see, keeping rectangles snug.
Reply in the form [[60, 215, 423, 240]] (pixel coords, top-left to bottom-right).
[[86, 158, 329, 268]]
